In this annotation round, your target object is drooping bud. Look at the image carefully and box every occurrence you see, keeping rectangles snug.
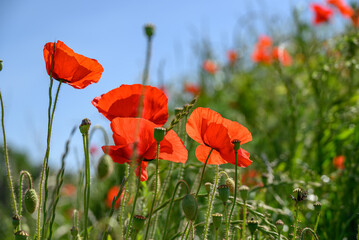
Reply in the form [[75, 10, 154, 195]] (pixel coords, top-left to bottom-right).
[[275, 219, 284, 233], [24, 188, 38, 214], [217, 185, 230, 204], [0, 59, 3, 71], [12, 214, 21, 229], [247, 218, 259, 235], [182, 194, 198, 220], [231, 139, 241, 151], [79, 118, 91, 135], [14, 230, 29, 240], [204, 182, 212, 194], [97, 154, 114, 180], [133, 215, 146, 231], [239, 185, 249, 202], [154, 127, 166, 143], [144, 24, 155, 39], [313, 201, 322, 213], [225, 177, 235, 195], [212, 213, 223, 229], [70, 226, 79, 237]]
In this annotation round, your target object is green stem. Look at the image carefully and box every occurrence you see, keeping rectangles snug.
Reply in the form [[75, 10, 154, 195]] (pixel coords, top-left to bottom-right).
[[18, 170, 33, 228], [144, 143, 160, 239], [215, 229, 218, 240], [312, 213, 320, 240], [0, 91, 18, 215], [125, 160, 143, 240], [226, 149, 239, 240], [293, 202, 299, 240], [300, 227, 319, 240], [163, 180, 190, 240], [242, 201, 247, 240], [195, 148, 214, 197], [203, 165, 219, 240], [119, 165, 130, 239], [82, 132, 90, 239], [180, 222, 190, 240]]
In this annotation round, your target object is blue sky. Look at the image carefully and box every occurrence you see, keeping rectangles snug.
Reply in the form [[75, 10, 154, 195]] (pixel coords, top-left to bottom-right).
[[0, 0, 349, 171]]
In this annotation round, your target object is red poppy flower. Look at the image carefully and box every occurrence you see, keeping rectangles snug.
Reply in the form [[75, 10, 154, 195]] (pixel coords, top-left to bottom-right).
[[202, 60, 218, 74], [272, 47, 292, 66], [352, 10, 359, 27], [62, 184, 76, 197], [105, 186, 124, 209], [251, 35, 273, 65], [92, 84, 168, 126], [241, 170, 263, 187], [186, 107, 252, 167], [333, 155, 345, 170], [311, 3, 334, 24], [184, 82, 201, 96], [43, 41, 104, 89], [227, 50, 238, 65], [327, 0, 354, 17], [103, 117, 187, 181]]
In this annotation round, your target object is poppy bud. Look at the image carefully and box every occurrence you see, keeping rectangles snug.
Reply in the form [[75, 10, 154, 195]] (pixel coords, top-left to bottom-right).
[[182, 194, 198, 220], [97, 154, 114, 180], [0, 59, 3, 71], [70, 226, 79, 237], [79, 118, 91, 135], [154, 127, 166, 143], [313, 201, 322, 213], [247, 218, 259, 235], [225, 177, 235, 195], [217, 185, 230, 204], [205, 182, 212, 194], [24, 188, 38, 214], [144, 24, 155, 39], [133, 215, 146, 231], [239, 185, 249, 202], [231, 139, 241, 151], [14, 230, 29, 240], [12, 214, 21, 229], [212, 213, 223, 229], [275, 219, 284, 233]]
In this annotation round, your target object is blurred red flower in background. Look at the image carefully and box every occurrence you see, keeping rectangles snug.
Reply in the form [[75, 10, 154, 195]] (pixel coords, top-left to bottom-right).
[[272, 47, 293, 66], [227, 50, 238, 65], [311, 3, 334, 24], [62, 184, 76, 197], [90, 145, 98, 156], [202, 60, 218, 74], [184, 82, 201, 96], [92, 84, 168, 126], [333, 155, 345, 170], [241, 170, 263, 187], [251, 35, 274, 65], [106, 186, 124, 208], [327, 0, 354, 18], [43, 40, 104, 89], [186, 107, 252, 167], [103, 118, 188, 181], [351, 9, 359, 27]]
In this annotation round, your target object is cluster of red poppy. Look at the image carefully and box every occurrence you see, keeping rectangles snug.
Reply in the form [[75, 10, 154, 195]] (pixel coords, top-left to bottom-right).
[[251, 35, 292, 66], [311, 0, 356, 25]]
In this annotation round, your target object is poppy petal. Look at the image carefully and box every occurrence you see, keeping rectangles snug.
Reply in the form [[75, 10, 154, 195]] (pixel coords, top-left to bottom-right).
[[158, 130, 188, 163], [135, 161, 149, 181], [195, 145, 227, 165], [103, 145, 131, 164], [221, 148, 252, 167]]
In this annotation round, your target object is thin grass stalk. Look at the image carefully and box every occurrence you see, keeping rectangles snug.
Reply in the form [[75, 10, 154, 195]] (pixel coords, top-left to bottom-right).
[[119, 164, 130, 239], [242, 201, 247, 240], [203, 165, 219, 240], [180, 222, 190, 240], [185, 221, 193, 240], [0, 91, 18, 215], [42, 164, 50, 237], [82, 131, 91, 239], [144, 143, 160, 239], [195, 148, 214, 197], [312, 212, 320, 240]]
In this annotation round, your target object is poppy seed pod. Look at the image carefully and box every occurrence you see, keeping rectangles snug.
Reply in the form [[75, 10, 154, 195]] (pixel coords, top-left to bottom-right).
[[14, 230, 29, 240], [232, 139, 241, 151], [24, 188, 38, 214], [225, 177, 235, 195], [70, 226, 79, 237], [205, 182, 212, 194], [12, 214, 21, 229], [133, 215, 146, 231], [144, 24, 155, 38], [154, 127, 166, 143], [314, 201, 322, 213], [0, 59, 3, 71], [275, 219, 284, 233], [217, 185, 230, 204], [97, 154, 114, 180], [212, 213, 223, 229], [79, 118, 91, 135], [247, 218, 259, 235], [239, 185, 249, 201], [182, 194, 198, 221]]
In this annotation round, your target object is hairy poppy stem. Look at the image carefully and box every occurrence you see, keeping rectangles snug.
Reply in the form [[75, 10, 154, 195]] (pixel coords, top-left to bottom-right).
[[242, 201, 247, 240], [312, 212, 320, 240], [293, 202, 299, 240], [0, 91, 18, 215], [82, 132, 90, 240], [18, 171, 33, 226], [144, 143, 160, 240], [125, 160, 143, 240], [162, 180, 190, 240], [226, 147, 239, 240], [300, 227, 319, 240], [195, 148, 214, 197]]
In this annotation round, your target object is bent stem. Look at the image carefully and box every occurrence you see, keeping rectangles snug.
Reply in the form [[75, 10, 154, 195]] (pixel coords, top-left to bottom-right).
[[163, 180, 190, 240], [144, 143, 160, 239], [0, 91, 18, 215], [125, 160, 143, 240], [300, 227, 319, 240], [18, 171, 33, 225], [226, 148, 239, 240], [195, 148, 214, 197], [82, 132, 90, 240]]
